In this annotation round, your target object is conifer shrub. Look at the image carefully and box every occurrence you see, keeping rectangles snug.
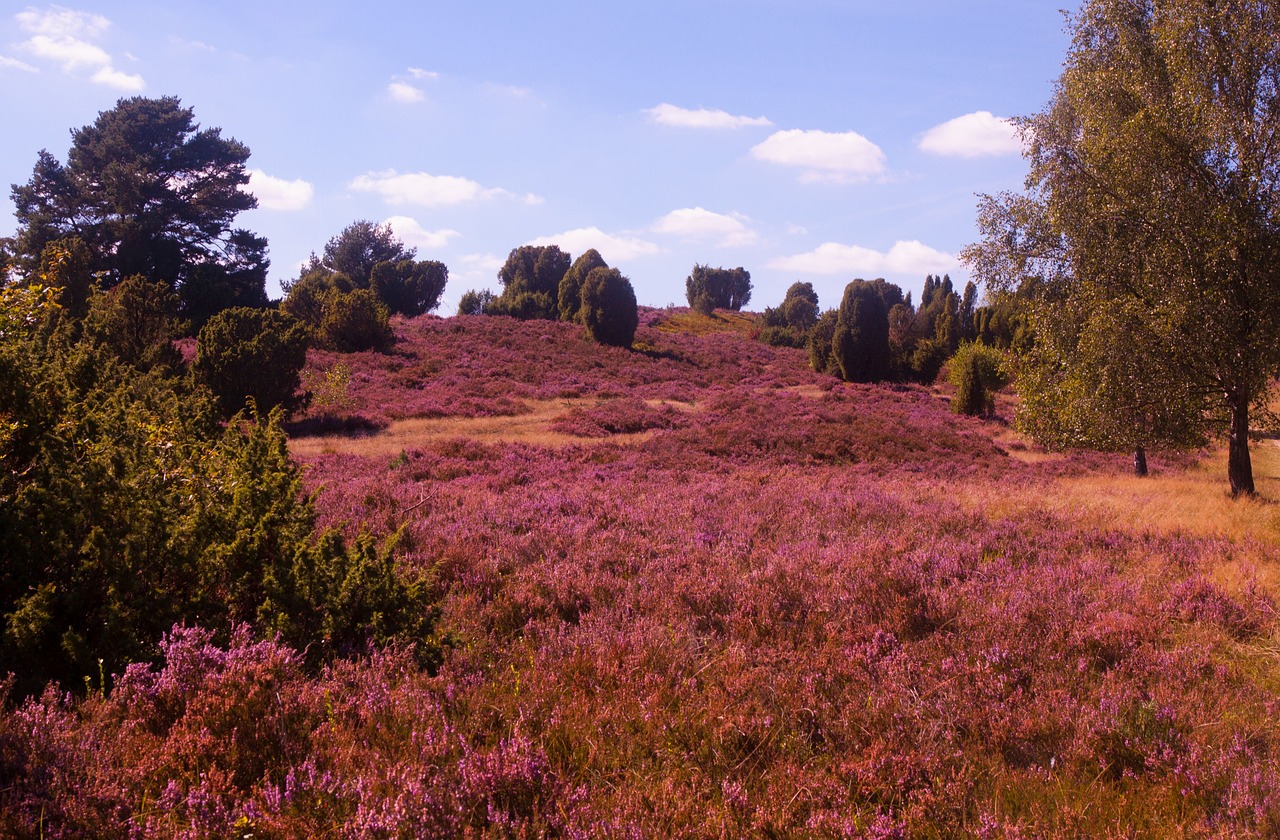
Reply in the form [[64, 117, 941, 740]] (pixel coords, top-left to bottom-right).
[[807, 309, 840, 376], [457, 289, 495, 315], [580, 266, 638, 348], [318, 288, 394, 353], [558, 249, 608, 323], [194, 307, 310, 418], [949, 341, 1008, 416], [831, 279, 891, 383]]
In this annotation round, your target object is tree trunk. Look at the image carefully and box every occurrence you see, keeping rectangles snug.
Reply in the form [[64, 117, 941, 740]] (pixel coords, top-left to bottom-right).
[[1228, 391, 1255, 497], [1133, 446, 1148, 477]]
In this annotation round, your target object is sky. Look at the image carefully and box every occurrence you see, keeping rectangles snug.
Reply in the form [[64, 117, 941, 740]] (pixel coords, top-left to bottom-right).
[[0, 1, 1076, 313]]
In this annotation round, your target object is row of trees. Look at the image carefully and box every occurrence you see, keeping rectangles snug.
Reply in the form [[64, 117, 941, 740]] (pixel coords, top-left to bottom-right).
[[459, 245, 640, 347]]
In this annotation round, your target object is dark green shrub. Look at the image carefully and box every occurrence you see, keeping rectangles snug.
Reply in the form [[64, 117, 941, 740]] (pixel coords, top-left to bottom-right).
[[83, 275, 184, 373], [580, 266, 638, 348], [194, 307, 310, 417], [370, 258, 448, 317], [761, 281, 820, 347], [832, 279, 891, 383], [949, 341, 1009, 416], [558, 249, 608, 322], [458, 289, 495, 316], [318, 288, 394, 352], [807, 310, 839, 375], [490, 245, 570, 320], [685, 264, 751, 313], [282, 268, 354, 329]]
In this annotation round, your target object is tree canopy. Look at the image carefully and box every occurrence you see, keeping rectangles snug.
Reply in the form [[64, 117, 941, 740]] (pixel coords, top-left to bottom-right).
[[685, 264, 751, 315], [963, 0, 1280, 495], [8, 96, 267, 319]]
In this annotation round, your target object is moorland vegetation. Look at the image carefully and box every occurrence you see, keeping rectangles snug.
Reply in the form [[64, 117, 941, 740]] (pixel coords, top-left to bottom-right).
[[3, 0, 1280, 835]]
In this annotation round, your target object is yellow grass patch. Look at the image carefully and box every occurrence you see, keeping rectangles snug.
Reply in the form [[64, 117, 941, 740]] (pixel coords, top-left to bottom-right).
[[650, 309, 759, 337], [289, 397, 698, 458]]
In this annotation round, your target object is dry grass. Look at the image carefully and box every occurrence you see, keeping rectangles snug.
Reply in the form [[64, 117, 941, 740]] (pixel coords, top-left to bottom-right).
[[947, 438, 1280, 552], [651, 309, 759, 337], [288, 397, 697, 458]]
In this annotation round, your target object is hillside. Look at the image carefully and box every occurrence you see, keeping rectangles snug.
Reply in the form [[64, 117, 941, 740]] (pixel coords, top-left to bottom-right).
[[7, 311, 1280, 837]]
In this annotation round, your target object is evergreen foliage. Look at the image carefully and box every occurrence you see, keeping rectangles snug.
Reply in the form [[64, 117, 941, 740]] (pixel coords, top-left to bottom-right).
[[685, 264, 751, 315], [0, 285, 435, 696], [948, 342, 1008, 417], [760, 281, 820, 348], [831, 279, 891, 383], [8, 96, 267, 320], [558, 249, 608, 323], [457, 289, 495, 316], [489, 245, 571, 320], [193, 307, 310, 418], [579, 266, 639, 348], [317, 288, 394, 353]]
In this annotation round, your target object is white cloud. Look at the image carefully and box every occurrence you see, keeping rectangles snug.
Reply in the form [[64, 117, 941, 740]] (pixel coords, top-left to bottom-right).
[[350, 169, 540, 207], [383, 215, 460, 251], [388, 81, 424, 103], [16, 7, 109, 39], [24, 33, 109, 69], [652, 207, 756, 248], [918, 111, 1022, 158], [645, 103, 772, 129], [91, 65, 143, 91], [247, 169, 314, 211], [0, 54, 38, 72], [750, 128, 887, 183], [527, 227, 661, 262], [407, 67, 438, 80], [769, 240, 958, 276], [16, 6, 144, 89]]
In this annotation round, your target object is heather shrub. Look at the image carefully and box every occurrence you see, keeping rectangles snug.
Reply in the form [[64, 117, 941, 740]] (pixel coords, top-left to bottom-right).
[[579, 266, 638, 347], [194, 306, 310, 417], [317, 288, 394, 353], [949, 341, 1008, 416]]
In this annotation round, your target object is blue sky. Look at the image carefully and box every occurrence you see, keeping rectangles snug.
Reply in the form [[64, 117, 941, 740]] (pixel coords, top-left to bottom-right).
[[0, 2, 1074, 312]]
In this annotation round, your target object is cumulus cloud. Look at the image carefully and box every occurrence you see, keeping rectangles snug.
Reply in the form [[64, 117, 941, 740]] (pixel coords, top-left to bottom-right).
[[407, 67, 438, 80], [91, 65, 143, 91], [918, 111, 1022, 158], [16, 6, 144, 90], [769, 240, 957, 276], [350, 169, 541, 207], [528, 227, 661, 263], [247, 169, 314, 211], [387, 81, 424, 103], [645, 103, 772, 130], [652, 207, 756, 248], [750, 129, 887, 183], [383, 215, 460, 251]]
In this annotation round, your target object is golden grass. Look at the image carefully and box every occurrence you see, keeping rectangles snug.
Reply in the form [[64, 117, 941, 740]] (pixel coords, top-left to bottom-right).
[[288, 397, 698, 458], [944, 439, 1280, 554], [651, 309, 759, 337]]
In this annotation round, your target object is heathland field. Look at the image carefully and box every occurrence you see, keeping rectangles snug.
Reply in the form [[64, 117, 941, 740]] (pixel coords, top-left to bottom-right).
[[9, 309, 1280, 837]]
